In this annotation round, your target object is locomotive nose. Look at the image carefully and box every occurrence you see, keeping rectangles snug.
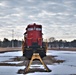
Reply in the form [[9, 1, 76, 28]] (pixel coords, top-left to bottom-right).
[[22, 23, 46, 59]]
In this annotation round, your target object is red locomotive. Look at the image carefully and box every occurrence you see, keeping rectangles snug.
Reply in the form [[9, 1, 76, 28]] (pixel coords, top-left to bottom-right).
[[22, 23, 47, 59]]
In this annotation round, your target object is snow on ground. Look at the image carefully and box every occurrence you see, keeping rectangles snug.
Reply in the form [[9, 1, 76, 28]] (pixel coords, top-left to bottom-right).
[[0, 50, 76, 75]]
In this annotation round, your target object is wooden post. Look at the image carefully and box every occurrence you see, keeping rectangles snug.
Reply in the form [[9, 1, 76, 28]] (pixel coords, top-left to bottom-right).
[[45, 39, 48, 53]]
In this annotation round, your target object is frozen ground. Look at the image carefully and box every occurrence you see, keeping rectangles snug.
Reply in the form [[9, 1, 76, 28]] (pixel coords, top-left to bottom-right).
[[47, 50, 76, 75], [0, 50, 76, 75]]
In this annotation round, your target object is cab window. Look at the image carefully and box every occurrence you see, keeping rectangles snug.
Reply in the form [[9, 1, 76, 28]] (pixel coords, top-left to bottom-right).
[[36, 28, 41, 31], [28, 28, 33, 31]]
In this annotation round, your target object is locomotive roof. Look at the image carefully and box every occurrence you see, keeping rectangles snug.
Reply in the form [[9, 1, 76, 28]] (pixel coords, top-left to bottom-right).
[[27, 23, 42, 28]]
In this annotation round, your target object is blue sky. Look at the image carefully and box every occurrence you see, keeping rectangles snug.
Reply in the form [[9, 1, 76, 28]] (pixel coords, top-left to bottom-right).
[[0, 0, 76, 41]]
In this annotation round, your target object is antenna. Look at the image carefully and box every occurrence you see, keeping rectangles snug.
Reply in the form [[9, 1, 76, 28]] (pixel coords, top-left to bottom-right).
[[12, 29, 14, 47]]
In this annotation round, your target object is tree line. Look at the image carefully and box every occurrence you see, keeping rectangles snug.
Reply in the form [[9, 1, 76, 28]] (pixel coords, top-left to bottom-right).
[[0, 38, 76, 48], [0, 38, 22, 47], [48, 39, 76, 48]]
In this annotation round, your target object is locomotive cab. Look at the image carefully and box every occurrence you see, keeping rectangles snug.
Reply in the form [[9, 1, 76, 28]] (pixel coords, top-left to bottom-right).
[[22, 23, 47, 59]]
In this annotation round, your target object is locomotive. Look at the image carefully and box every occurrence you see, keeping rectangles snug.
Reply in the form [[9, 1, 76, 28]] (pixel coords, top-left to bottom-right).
[[22, 23, 47, 59]]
